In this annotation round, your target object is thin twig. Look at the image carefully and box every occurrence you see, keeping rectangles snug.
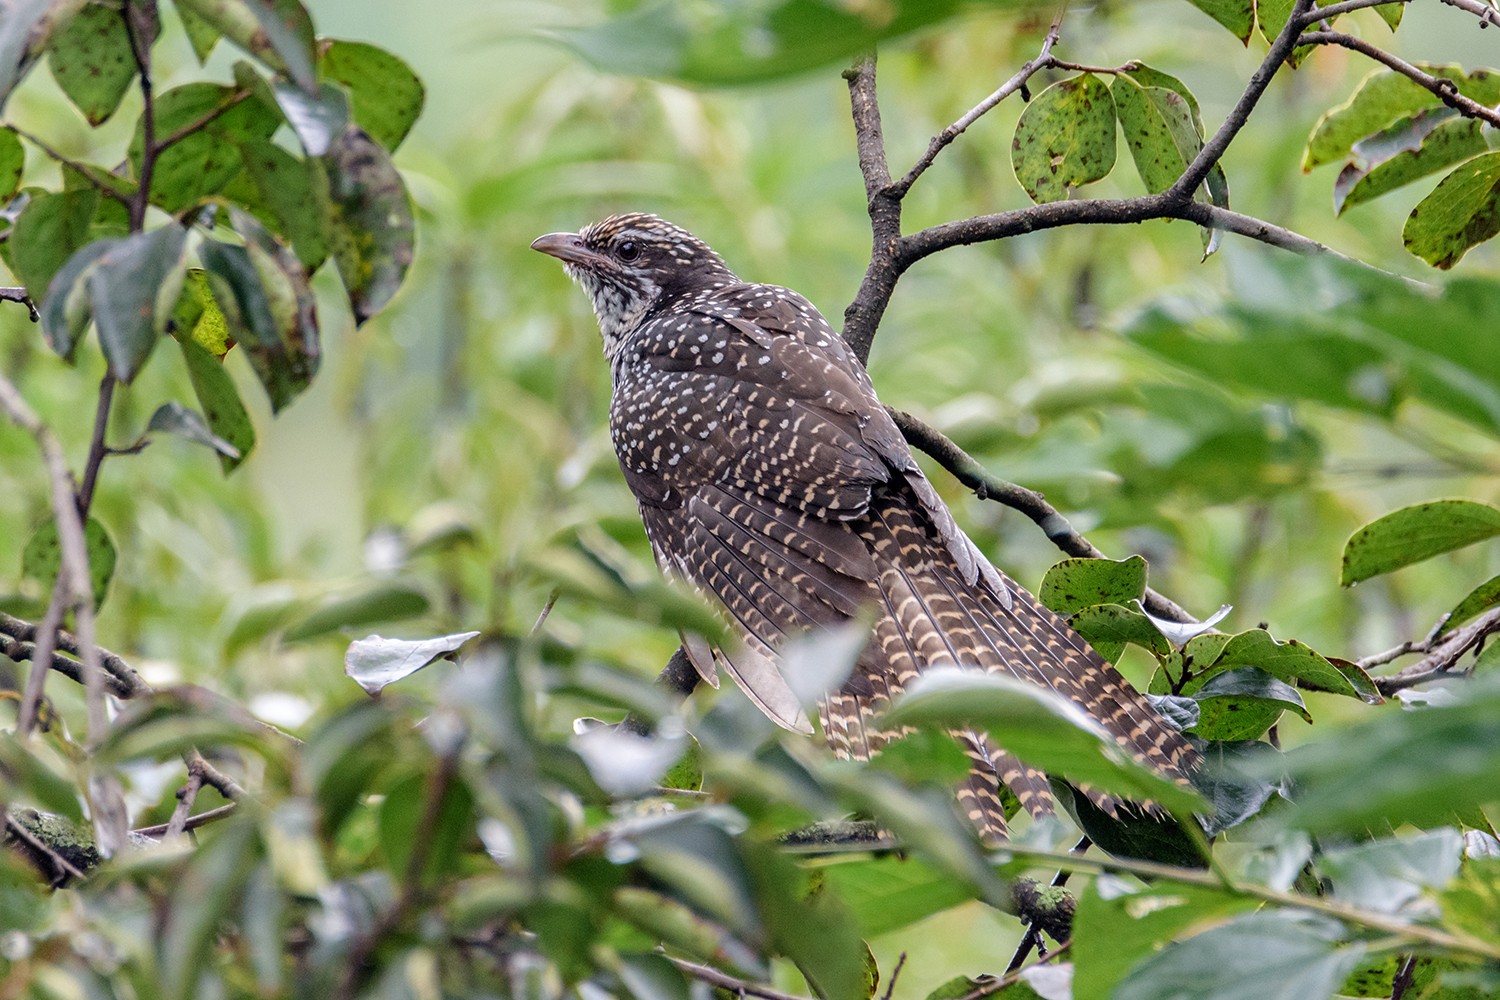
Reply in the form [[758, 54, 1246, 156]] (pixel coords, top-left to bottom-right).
[[0, 611, 152, 696], [1368, 606, 1500, 695], [1436, 0, 1500, 27], [124, 0, 156, 232], [666, 955, 812, 1000], [1303, 0, 1411, 22], [891, 18, 1063, 197], [1300, 30, 1500, 128], [132, 802, 238, 839], [0, 286, 39, 321], [153, 87, 252, 151], [76, 371, 116, 518], [880, 953, 907, 1000], [188, 749, 247, 801], [162, 764, 206, 840], [5, 126, 132, 206]]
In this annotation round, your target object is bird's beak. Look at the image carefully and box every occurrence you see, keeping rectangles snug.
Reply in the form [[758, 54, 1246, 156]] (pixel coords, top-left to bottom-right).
[[531, 232, 605, 268]]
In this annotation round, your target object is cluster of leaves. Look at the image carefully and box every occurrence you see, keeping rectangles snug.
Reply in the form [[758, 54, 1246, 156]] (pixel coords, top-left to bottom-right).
[[0, 0, 420, 615]]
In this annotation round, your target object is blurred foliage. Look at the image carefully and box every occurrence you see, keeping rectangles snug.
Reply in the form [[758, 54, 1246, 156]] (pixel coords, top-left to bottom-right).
[[0, 0, 1499, 998]]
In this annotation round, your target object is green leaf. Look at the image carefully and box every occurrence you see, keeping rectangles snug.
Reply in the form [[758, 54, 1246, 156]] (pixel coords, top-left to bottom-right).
[[198, 223, 319, 412], [1183, 0, 1254, 41], [1073, 876, 1257, 1000], [1273, 672, 1500, 833], [1067, 602, 1171, 663], [37, 237, 111, 360], [1113, 76, 1201, 195], [21, 515, 116, 610], [1442, 573, 1500, 635], [172, 267, 233, 355], [222, 138, 328, 271], [46, 1, 143, 125], [160, 819, 262, 1000], [1011, 73, 1117, 204], [1333, 111, 1487, 215], [177, 336, 255, 473], [319, 40, 425, 151], [1039, 555, 1147, 615], [344, 630, 479, 696], [540, 0, 1008, 87], [0, 0, 86, 110], [171, 0, 222, 62], [271, 80, 348, 157], [1192, 628, 1358, 698], [1114, 911, 1365, 1000], [87, 223, 189, 381], [1376, 0, 1404, 28], [1191, 667, 1310, 741], [1256, 0, 1295, 48], [0, 127, 23, 200], [281, 582, 430, 643], [320, 127, 415, 324], [1193, 739, 1284, 836], [1305, 66, 1500, 170], [818, 856, 975, 939], [1318, 828, 1463, 914], [128, 82, 283, 211], [9, 188, 99, 301], [1342, 499, 1500, 585], [1403, 151, 1500, 269], [0, 737, 85, 821], [378, 771, 474, 885], [173, 0, 316, 92], [884, 670, 1206, 816], [146, 400, 241, 459]]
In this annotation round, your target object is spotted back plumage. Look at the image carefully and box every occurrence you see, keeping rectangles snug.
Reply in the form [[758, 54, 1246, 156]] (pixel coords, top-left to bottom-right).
[[534, 214, 1199, 841]]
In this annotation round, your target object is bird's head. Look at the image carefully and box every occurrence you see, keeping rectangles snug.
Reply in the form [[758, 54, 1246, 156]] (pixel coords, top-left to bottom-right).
[[531, 213, 737, 354]]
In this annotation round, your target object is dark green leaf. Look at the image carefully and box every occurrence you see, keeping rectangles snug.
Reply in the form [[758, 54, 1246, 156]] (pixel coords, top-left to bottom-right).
[[222, 138, 328, 270], [1191, 667, 1310, 741], [1062, 785, 1207, 867], [0, 737, 84, 821], [1442, 573, 1500, 635], [272, 79, 348, 156], [378, 771, 474, 885], [87, 223, 189, 381], [884, 671, 1206, 815], [1193, 739, 1284, 836], [37, 236, 111, 360], [1073, 875, 1257, 1000], [1113, 76, 1199, 195], [198, 224, 319, 412], [9, 188, 99, 302], [1012, 74, 1117, 204], [240, 863, 285, 992], [177, 336, 255, 473], [173, 0, 316, 91], [1039, 555, 1147, 615], [47, 1, 143, 125], [344, 630, 478, 696], [319, 39, 425, 151], [21, 515, 115, 610], [128, 82, 282, 211], [146, 400, 241, 459], [280, 581, 430, 642], [1404, 151, 1500, 269], [1067, 602, 1171, 663], [0, 127, 23, 200], [1342, 499, 1500, 585], [1114, 911, 1365, 1000], [1333, 112, 1486, 215], [1192, 628, 1358, 697], [1183, 0, 1254, 41], [320, 127, 415, 324]]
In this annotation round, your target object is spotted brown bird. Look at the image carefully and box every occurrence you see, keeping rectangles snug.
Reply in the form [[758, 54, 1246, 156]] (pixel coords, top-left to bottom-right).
[[533, 213, 1197, 840]]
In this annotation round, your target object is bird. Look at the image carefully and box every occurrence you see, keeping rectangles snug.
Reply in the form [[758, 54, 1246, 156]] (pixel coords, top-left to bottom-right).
[[532, 213, 1198, 841]]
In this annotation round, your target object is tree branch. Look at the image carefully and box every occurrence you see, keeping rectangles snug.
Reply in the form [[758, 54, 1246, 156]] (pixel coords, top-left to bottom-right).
[[1437, 0, 1500, 28], [1, 286, 39, 321], [667, 957, 813, 1000], [1303, 0, 1411, 23], [0, 611, 153, 697], [1300, 29, 1500, 128]]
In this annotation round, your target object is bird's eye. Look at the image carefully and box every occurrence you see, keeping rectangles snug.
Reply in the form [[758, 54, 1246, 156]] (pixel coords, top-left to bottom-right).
[[617, 240, 641, 262]]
